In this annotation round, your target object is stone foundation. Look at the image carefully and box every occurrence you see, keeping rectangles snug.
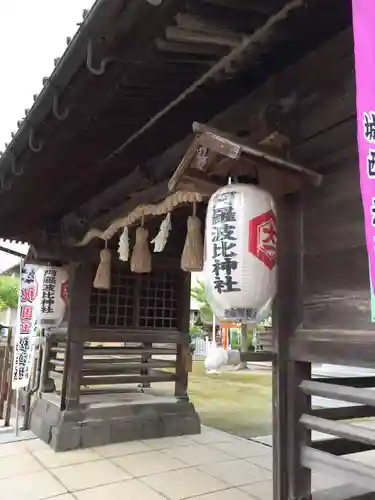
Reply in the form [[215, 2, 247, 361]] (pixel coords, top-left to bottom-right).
[[29, 396, 201, 451]]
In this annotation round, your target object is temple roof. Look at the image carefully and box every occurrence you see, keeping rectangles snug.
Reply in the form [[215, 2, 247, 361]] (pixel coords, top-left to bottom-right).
[[0, 0, 351, 245]]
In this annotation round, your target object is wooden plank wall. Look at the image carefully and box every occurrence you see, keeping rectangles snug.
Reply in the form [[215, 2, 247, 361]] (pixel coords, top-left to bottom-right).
[[210, 27, 369, 331], [291, 34, 368, 330]]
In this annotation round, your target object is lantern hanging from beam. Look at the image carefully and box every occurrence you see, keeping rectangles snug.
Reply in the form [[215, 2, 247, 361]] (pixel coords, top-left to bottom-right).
[[204, 183, 277, 323], [35, 266, 69, 327]]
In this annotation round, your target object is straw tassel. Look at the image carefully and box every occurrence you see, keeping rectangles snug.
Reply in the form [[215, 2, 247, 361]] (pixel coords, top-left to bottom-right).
[[118, 226, 129, 262], [93, 244, 111, 290], [151, 213, 171, 252], [181, 203, 203, 272], [131, 220, 152, 273]]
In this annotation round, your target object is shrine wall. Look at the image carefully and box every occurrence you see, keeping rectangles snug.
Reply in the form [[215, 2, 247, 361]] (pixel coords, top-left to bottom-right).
[[150, 25, 369, 331], [288, 38, 370, 330], [301, 149, 370, 330], [209, 27, 371, 330]]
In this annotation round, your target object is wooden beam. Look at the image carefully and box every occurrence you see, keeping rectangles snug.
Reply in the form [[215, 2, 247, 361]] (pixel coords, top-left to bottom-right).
[[64, 166, 151, 222], [313, 438, 375, 457], [273, 191, 310, 499], [52, 346, 177, 356], [290, 329, 375, 368], [175, 170, 221, 196], [311, 406, 375, 421], [100, 0, 303, 164], [203, 0, 284, 15], [175, 12, 239, 33], [301, 447, 375, 491], [301, 414, 375, 448], [194, 122, 322, 186], [186, 0, 268, 31], [82, 372, 176, 386], [148, 28, 354, 205], [313, 484, 374, 500], [312, 377, 375, 388], [64, 262, 92, 410], [0, 245, 26, 258], [92, 180, 169, 229], [155, 38, 227, 56], [73, 328, 182, 344], [175, 272, 191, 400], [165, 26, 242, 48], [27, 242, 99, 264], [300, 381, 375, 407]]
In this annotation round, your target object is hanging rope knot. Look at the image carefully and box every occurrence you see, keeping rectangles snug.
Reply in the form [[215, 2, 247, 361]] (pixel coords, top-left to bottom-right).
[[181, 207, 203, 272], [131, 226, 152, 273], [93, 247, 111, 290], [100, 248, 111, 263]]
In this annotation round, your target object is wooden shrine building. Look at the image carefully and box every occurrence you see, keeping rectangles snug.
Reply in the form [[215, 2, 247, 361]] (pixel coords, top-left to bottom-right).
[[1, 0, 375, 498]]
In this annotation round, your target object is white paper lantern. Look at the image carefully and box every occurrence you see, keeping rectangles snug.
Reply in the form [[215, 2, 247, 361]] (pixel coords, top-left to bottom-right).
[[35, 266, 69, 327], [204, 183, 277, 323]]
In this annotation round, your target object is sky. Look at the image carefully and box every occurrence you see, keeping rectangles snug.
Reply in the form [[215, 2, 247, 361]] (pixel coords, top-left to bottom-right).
[[0, 0, 96, 272], [0, 1, 205, 282]]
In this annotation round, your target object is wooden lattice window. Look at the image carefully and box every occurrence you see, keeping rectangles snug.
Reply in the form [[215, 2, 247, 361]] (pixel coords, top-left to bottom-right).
[[138, 271, 179, 329], [89, 265, 180, 329], [90, 268, 135, 327]]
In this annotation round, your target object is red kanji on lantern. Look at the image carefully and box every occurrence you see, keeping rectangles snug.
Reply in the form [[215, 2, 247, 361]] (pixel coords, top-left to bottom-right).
[[60, 281, 68, 304], [248, 210, 277, 270]]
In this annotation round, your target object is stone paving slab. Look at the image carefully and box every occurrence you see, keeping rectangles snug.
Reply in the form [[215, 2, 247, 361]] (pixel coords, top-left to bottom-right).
[[0, 425, 373, 499]]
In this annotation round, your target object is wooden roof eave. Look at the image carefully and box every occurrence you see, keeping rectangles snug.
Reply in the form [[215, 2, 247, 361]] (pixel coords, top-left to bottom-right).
[[0, 0, 306, 232], [168, 122, 322, 197], [0, 0, 141, 187], [0, 0, 346, 246]]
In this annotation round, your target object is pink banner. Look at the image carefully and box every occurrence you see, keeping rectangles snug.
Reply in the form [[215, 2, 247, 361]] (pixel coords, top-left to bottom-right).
[[352, 0, 375, 321]]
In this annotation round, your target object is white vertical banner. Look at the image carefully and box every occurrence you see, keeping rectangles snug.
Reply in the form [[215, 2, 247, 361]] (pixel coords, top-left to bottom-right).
[[12, 264, 39, 389]]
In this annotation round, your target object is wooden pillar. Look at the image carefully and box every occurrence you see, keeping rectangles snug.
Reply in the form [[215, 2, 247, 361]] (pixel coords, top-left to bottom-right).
[[40, 335, 56, 394], [175, 272, 191, 400], [240, 323, 248, 369], [273, 192, 306, 500], [140, 342, 152, 389], [63, 262, 92, 410], [287, 361, 311, 499]]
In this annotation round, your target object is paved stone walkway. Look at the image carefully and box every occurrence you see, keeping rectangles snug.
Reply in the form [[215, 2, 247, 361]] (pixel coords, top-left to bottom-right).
[[0, 425, 373, 499]]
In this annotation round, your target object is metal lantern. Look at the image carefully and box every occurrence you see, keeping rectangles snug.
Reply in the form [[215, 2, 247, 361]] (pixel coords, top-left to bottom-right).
[[204, 183, 277, 323], [35, 266, 69, 327]]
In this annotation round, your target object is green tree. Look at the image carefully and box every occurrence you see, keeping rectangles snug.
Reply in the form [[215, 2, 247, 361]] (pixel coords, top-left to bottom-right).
[[0, 276, 19, 310], [191, 280, 213, 326]]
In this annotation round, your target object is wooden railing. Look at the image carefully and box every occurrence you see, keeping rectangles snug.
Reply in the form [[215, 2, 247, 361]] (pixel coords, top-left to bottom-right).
[[284, 331, 375, 499], [43, 328, 185, 409]]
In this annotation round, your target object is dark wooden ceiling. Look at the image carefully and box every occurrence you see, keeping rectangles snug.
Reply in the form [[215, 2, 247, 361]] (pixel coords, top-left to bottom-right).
[[0, 0, 352, 244]]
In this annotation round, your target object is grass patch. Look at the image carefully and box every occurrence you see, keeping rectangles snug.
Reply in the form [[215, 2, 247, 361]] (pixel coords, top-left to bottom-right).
[[155, 360, 272, 439], [188, 361, 272, 438]]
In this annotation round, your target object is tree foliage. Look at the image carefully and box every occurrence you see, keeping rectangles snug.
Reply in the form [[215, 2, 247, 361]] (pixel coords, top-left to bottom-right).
[[191, 280, 213, 325], [191, 279, 272, 330], [0, 276, 19, 310]]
